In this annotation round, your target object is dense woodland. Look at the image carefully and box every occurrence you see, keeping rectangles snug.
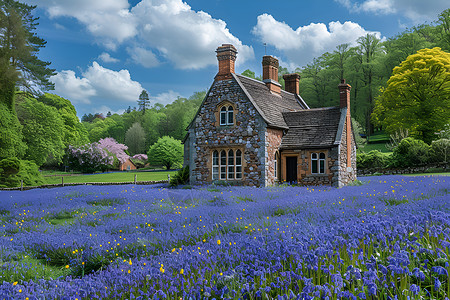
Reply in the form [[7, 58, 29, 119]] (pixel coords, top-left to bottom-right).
[[0, 0, 449, 186]]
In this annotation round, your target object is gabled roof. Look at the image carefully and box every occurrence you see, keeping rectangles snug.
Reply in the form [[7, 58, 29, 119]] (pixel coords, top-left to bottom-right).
[[280, 107, 345, 149], [233, 74, 308, 129]]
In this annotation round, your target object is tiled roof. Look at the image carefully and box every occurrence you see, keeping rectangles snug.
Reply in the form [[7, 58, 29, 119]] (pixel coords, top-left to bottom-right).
[[233, 74, 308, 129], [280, 107, 343, 149]]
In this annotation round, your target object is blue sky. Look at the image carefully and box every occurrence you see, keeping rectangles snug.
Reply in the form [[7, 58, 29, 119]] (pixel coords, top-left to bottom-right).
[[24, 0, 448, 118]]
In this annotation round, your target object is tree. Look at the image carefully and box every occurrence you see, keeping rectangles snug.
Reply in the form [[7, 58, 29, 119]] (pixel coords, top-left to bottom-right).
[[0, 101, 25, 160], [0, 157, 44, 187], [0, 0, 55, 99], [38, 93, 89, 147], [241, 69, 256, 79], [15, 93, 65, 166], [147, 136, 183, 170], [97, 137, 129, 165], [0, 0, 53, 162], [356, 34, 384, 135], [372, 48, 450, 144], [437, 9, 450, 51], [124, 122, 146, 155], [138, 89, 150, 113], [68, 143, 114, 173]]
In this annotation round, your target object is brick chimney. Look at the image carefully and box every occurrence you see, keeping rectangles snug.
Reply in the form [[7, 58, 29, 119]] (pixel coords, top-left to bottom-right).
[[283, 73, 300, 94], [338, 79, 353, 168], [215, 44, 237, 81], [338, 79, 351, 109], [262, 56, 281, 94]]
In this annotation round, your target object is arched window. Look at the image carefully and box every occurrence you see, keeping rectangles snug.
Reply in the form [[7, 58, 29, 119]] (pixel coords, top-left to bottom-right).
[[220, 107, 227, 125], [319, 153, 326, 174], [212, 151, 219, 180], [227, 106, 234, 125], [236, 150, 242, 179], [311, 153, 318, 174], [220, 150, 227, 180], [228, 150, 234, 179]]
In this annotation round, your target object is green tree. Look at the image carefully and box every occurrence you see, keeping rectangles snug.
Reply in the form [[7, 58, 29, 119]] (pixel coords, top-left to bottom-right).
[[241, 69, 256, 79], [356, 34, 384, 135], [0, 101, 26, 159], [15, 93, 65, 166], [438, 9, 450, 51], [0, 0, 54, 163], [124, 122, 146, 155], [138, 89, 150, 113], [0, 157, 44, 187], [38, 93, 89, 147], [147, 136, 183, 170], [0, 0, 55, 99], [372, 48, 450, 144]]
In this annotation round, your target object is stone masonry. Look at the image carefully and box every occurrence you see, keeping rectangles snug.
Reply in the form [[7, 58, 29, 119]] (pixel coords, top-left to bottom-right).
[[188, 78, 267, 187]]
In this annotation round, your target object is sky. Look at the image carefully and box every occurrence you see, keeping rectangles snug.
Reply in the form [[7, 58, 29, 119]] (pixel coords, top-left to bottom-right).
[[23, 0, 448, 118]]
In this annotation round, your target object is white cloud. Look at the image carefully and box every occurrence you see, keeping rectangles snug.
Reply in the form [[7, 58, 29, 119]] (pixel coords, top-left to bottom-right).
[[335, 0, 448, 23], [50, 70, 96, 104], [26, 0, 254, 69], [50, 62, 143, 104], [83, 62, 143, 102], [252, 14, 381, 67], [126, 47, 159, 68], [99, 52, 120, 63], [131, 0, 254, 69], [24, 0, 137, 49], [150, 90, 182, 106]]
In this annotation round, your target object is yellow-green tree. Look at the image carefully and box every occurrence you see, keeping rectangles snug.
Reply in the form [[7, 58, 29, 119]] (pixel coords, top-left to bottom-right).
[[372, 47, 450, 144]]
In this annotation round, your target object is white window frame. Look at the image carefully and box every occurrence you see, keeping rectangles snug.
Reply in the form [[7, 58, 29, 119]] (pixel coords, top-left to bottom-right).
[[220, 107, 227, 126], [212, 150, 219, 180], [227, 106, 234, 125], [212, 148, 243, 180], [236, 150, 242, 179], [220, 150, 227, 179], [311, 152, 326, 174]]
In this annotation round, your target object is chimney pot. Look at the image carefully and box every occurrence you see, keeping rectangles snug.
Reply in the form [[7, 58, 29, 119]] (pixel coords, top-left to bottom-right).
[[215, 44, 237, 81], [338, 79, 351, 109], [283, 73, 301, 95], [262, 55, 281, 94]]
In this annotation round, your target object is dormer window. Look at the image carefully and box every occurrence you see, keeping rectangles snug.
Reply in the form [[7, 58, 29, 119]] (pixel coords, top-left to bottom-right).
[[219, 105, 234, 125]]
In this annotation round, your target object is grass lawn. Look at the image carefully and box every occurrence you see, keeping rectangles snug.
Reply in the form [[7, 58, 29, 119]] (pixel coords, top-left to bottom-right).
[[367, 130, 389, 143], [359, 142, 392, 153], [43, 170, 177, 185]]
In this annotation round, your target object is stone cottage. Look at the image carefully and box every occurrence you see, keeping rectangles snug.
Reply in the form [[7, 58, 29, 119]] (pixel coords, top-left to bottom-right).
[[183, 44, 356, 187]]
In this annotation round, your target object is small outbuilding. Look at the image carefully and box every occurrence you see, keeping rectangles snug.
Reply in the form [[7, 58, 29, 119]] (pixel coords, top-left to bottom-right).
[[119, 158, 137, 171]]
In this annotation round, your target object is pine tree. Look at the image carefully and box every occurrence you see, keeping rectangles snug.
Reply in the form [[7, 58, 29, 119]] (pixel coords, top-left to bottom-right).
[[137, 90, 150, 113]]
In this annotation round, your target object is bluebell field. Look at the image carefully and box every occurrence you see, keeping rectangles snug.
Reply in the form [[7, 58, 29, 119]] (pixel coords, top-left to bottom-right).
[[0, 175, 449, 299]]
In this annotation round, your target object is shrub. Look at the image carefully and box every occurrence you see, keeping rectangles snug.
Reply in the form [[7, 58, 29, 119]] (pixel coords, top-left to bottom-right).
[[430, 138, 450, 164], [391, 137, 430, 167], [147, 136, 183, 170], [130, 154, 148, 169], [356, 150, 391, 169], [68, 143, 114, 173], [169, 166, 189, 187], [0, 158, 45, 188]]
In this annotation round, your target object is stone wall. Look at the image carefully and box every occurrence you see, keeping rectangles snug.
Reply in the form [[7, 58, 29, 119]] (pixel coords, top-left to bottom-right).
[[265, 128, 283, 186], [280, 148, 339, 186], [189, 78, 267, 187], [338, 117, 357, 186]]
